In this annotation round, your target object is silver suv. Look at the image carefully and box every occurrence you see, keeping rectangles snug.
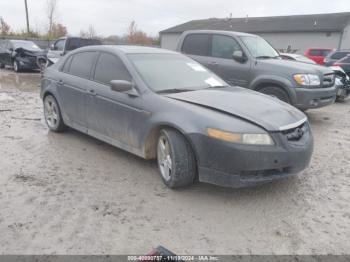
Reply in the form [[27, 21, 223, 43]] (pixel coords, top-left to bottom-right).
[[176, 30, 337, 110]]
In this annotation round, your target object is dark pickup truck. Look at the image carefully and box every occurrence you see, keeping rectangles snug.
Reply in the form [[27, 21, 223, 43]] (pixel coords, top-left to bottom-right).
[[46, 37, 101, 65], [175, 30, 337, 110]]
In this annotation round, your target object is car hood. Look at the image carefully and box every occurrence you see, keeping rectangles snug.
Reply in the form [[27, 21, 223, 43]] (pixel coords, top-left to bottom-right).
[[257, 58, 333, 75], [14, 47, 46, 57], [165, 87, 307, 132]]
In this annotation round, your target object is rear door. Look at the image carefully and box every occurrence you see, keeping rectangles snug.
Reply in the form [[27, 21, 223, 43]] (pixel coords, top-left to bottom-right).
[[88, 52, 143, 149], [58, 51, 98, 132], [3, 41, 13, 65]]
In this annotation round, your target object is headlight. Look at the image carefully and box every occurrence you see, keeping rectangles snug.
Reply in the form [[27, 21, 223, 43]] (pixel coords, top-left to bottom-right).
[[335, 77, 343, 86], [207, 128, 274, 145], [293, 74, 320, 86]]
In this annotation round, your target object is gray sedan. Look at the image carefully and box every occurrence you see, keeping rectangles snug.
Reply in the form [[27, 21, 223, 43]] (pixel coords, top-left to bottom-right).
[[41, 46, 313, 188]]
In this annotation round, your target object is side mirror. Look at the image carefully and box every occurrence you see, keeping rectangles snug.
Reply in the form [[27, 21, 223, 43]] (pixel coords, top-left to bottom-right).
[[110, 80, 133, 92], [50, 44, 55, 50], [9, 48, 13, 52], [232, 50, 247, 63]]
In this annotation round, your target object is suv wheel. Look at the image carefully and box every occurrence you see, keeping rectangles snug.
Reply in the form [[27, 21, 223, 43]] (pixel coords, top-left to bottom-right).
[[0, 63, 5, 69], [157, 129, 196, 188], [259, 86, 291, 104]]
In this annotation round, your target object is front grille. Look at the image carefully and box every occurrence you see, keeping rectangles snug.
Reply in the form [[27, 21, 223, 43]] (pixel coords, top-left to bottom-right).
[[323, 73, 335, 88]]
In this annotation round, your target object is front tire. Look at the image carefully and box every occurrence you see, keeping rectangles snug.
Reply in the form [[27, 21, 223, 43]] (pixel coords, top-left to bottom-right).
[[43, 95, 67, 132], [258, 86, 291, 104], [13, 59, 21, 73], [0, 62, 5, 69], [157, 129, 196, 188]]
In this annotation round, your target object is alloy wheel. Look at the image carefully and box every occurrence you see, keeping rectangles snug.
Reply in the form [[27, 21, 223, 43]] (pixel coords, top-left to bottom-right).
[[44, 96, 59, 129], [157, 135, 173, 181]]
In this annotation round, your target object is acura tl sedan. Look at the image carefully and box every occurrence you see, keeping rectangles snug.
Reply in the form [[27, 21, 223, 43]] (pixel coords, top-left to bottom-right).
[[41, 46, 314, 188]]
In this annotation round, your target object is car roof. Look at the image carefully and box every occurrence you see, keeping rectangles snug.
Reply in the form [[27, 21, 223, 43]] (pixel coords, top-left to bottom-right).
[[307, 47, 334, 50], [74, 45, 178, 54], [182, 30, 256, 37], [9, 40, 35, 43]]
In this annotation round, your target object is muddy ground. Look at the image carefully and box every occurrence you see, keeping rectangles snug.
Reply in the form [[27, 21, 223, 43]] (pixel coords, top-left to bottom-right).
[[0, 69, 349, 255]]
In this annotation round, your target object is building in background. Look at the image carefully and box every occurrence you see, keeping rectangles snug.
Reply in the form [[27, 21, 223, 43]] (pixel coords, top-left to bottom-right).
[[160, 12, 350, 54]]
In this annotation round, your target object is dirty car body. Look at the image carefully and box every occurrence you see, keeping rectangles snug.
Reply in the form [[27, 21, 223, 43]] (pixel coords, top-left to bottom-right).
[[0, 40, 46, 71], [41, 46, 313, 188]]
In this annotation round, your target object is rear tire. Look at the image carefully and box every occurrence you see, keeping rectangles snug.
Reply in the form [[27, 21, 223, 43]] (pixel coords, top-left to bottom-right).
[[157, 129, 196, 188], [43, 95, 67, 132], [258, 86, 291, 104], [0, 63, 5, 69]]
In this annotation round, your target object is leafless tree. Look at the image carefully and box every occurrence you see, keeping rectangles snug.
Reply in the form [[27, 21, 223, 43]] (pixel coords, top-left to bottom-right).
[[0, 16, 11, 35], [80, 25, 97, 39], [46, 0, 59, 38]]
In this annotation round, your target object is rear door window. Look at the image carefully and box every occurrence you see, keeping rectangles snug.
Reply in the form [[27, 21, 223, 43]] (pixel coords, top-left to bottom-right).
[[66, 38, 80, 51], [94, 52, 132, 85], [182, 34, 210, 56], [331, 51, 350, 60], [309, 50, 322, 56], [211, 35, 242, 59], [68, 51, 97, 79]]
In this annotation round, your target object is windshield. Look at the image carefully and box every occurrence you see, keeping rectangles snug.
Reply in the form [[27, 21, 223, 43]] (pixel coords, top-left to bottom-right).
[[240, 36, 279, 58], [128, 53, 227, 92], [12, 41, 41, 51]]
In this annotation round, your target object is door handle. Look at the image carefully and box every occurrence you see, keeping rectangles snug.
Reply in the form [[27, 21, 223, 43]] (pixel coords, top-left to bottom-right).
[[58, 80, 64, 85], [208, 61, 218, 66]]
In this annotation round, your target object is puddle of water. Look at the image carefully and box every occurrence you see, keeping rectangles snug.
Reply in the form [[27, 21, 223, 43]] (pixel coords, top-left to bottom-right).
[[0, 93, 15, 102], [0, 70, 41, 92]]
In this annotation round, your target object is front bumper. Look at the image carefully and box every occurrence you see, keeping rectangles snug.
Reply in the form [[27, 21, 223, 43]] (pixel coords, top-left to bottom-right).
[[16, 57, 40, 70], [189, 123, 314, 188], [293, 85, 337, 110]]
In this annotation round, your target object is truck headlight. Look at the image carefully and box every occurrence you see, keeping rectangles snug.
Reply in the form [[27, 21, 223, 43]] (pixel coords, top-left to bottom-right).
[[293, 74, 320, 86], [207, 128, 274, 145]]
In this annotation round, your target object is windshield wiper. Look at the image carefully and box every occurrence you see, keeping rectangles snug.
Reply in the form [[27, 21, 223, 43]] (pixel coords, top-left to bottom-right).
[[204, 85, 229, 89], [256, 55, 280, 59], [156, 88, 195, 94]]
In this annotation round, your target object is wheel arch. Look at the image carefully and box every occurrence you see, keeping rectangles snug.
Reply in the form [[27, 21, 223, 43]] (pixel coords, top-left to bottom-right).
[[251, 77, 296, 104], [143, 123, 199, 165]]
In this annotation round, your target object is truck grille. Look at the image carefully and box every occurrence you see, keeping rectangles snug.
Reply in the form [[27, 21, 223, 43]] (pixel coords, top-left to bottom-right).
[[323, 73, 335, 88]]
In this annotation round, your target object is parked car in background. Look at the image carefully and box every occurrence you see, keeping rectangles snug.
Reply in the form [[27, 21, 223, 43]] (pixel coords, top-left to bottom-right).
[[0, 39, 47, 72], [176, 30, 337, 110], [46, 37, 102, 66], [280, 53, 316, 64], [324, 50, 350, 66], [330, 65, 350, 102], [304, 48, 334, 65], [41, 45, 313, 188], [333, 55, 350, 75]]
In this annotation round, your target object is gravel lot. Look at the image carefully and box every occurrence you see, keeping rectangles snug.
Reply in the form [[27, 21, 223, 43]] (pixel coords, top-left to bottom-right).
[[0, 69, 349, 255]]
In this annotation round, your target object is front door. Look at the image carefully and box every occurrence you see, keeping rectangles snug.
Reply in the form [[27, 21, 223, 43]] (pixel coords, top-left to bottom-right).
[[207, 35, 251, 87], [87, 52, 144, 152]]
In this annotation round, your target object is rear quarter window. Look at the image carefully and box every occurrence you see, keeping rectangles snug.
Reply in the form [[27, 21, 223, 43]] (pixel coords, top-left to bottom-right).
[[182, 34, 210, 56]]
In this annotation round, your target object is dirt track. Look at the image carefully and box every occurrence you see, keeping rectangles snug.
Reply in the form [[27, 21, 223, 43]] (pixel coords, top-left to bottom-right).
[[0, 69, 349, 255]]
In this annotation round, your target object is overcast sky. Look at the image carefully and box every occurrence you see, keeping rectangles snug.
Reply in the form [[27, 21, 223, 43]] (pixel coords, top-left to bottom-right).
[[1, 0, 350, 37]]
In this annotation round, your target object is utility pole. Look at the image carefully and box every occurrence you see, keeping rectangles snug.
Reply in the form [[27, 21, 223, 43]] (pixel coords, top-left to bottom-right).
[[24, 0, 30, 34]]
